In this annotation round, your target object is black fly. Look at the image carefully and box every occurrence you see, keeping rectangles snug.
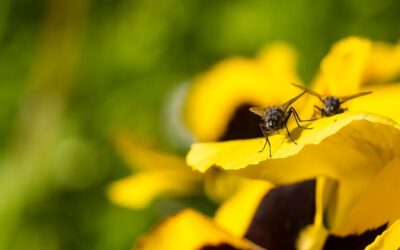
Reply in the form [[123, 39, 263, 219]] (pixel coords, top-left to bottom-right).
[[292, 83, 372, 117], [249, 91, 313, 157]]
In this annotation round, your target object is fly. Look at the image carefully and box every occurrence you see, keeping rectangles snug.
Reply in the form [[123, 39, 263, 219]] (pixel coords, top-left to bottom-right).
[[292, 83, 372, 117], [249, 90, 313, 157]]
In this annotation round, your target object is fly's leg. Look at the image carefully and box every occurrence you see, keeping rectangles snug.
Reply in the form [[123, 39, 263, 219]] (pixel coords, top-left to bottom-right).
[[314, 105, 323, 118], [285, 124, 297, 145], [283, 109, 298, 145], [289, 107, 313, 129], [334, 107, 347, 115], [259, 123, 272, 157]]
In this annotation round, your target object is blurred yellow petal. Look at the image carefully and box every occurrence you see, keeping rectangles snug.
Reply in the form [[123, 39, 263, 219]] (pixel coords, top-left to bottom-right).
[[313, 37, 371, 95], [113, 131, 186, 170], [258, 43, 301, 86], [203, 168, 240, 203], [334, 157, 400, 235], [134, 209, 256, 250], [109, 131, 204, 209], [214, 179, 274, 237], [184, 43, 302, 141], [363, 42, 400, 84], [349, 83, 400, 124], [187, 112, 400, 234], [364, 220, 400, 250], [108, 169, 202, 209]]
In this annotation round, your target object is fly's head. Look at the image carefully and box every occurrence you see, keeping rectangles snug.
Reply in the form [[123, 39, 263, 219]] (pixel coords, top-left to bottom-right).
[[323, 96, 341, 115], [264, 107, 285, 130]]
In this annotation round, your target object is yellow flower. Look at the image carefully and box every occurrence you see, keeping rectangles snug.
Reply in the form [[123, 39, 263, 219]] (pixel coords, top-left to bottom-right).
[[187, 37, 400, 248], [108, 42, 310, 207]]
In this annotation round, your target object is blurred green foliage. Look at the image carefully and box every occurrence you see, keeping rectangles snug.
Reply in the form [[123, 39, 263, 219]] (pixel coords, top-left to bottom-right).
[[0, 0, 399, 249]]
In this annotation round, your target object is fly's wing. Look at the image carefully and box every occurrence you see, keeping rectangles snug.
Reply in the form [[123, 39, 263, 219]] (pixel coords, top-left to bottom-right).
[[291, 83, 324, 102], [339, 91, 372, 103], [249, 106, 269, 117], [281, 90, 307, 111]]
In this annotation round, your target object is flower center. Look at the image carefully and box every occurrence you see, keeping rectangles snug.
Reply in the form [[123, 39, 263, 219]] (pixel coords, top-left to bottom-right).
[[245, 179, 316, 250], [219, 104, 263, 141]]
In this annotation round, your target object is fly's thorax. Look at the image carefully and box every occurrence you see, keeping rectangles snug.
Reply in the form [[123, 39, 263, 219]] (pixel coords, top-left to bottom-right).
[[264, 107, 285, 129], [323, 96, 340, 113]]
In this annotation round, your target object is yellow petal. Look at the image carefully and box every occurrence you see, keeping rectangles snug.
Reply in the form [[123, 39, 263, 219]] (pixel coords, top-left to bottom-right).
[[214, 179, 274, 237], [184, 43, 302, 141], [107, 169, 202, 209], [257, 42, 301, 87], [134, 209, 256, 250], [364, 220, 400, 250], [334, 157, 400, 235], [363, 42, 400, 84], [203, 168, 241, 203], [187, 112, 400, 233], [112, 131, 186, 170], [348, 83, 400, 124], [313, 37, 371, 95]]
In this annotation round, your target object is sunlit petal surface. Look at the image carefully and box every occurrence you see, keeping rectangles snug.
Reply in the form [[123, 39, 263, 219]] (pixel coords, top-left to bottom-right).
[[187, 112, 400, 235]]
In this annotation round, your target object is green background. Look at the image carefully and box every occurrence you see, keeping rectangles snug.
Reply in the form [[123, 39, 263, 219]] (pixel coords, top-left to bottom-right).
[[0, 0, 399, 249]]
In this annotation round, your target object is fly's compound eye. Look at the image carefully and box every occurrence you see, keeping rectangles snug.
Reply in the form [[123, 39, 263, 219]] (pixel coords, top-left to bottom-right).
[[324, 96, 340, 111], [267, 119, 276, 127]]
